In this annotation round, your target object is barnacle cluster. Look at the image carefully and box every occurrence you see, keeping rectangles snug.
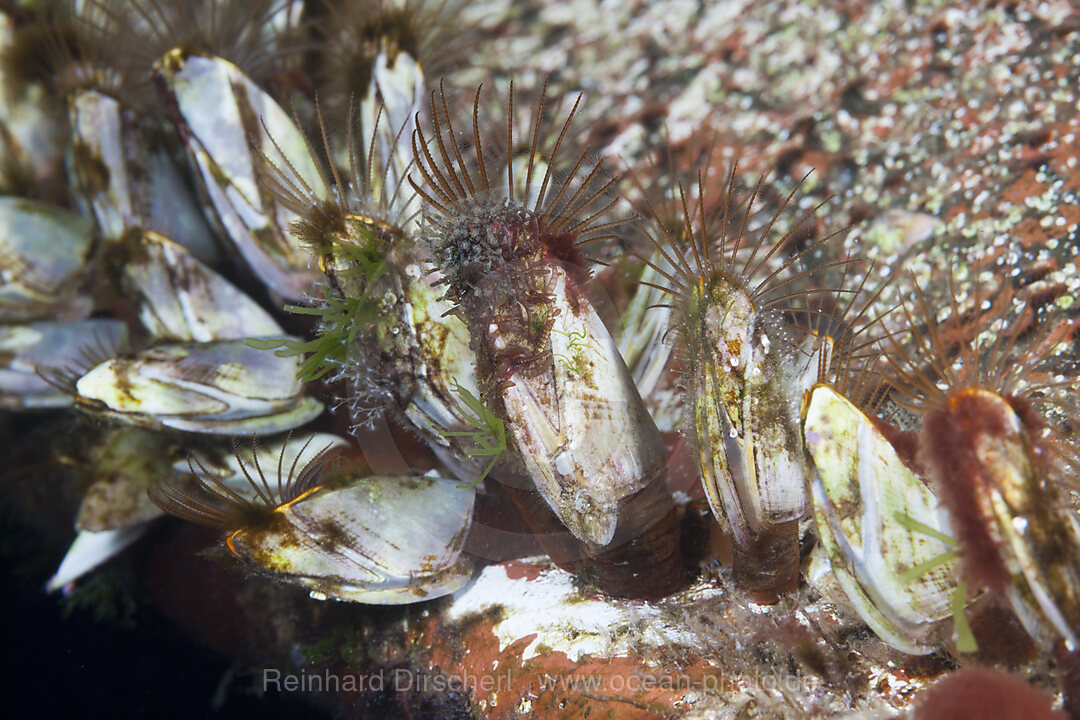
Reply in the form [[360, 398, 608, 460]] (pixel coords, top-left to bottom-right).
[[3, 0, 1080, 717]]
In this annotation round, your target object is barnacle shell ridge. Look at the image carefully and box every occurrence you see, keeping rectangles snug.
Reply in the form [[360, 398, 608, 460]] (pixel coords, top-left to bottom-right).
[[229, 473, 476, 604]]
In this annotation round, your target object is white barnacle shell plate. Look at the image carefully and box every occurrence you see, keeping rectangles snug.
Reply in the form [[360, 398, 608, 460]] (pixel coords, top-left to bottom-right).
[[230, 474, 475, 604], [359, 51, 425, 231], [616, 252, 680, 432], [67, 89, 219, 263], [118, 230, 282, 342], [500, 265, 666, 546], [73, 340, 323, 434], [692, 286, 808, 548], [46, 524, 150, 594], [0, 319, 128, 409], [68, 90, 128, 242], [803, 383, 957, 654], [402, 263, 483, 447], [158, 51, 324, 301], [0, 197, 95, 321]]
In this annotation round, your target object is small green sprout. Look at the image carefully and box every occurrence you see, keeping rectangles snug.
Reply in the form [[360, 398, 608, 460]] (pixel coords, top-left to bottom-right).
[[529, 303, 552, 338], [245, 294, 375, 382], [552, 327, 589, 376], [894, 511, 977, 653], [443, 379, 507, 488], [328, 223, 389, 287], [246, 231, 389, 382]]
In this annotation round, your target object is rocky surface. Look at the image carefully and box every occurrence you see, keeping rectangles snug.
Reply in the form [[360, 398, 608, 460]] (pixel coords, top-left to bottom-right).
[[5, 1, 1080, 718]]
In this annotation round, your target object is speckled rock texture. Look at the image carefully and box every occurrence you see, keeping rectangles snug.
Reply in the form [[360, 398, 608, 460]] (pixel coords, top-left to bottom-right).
[[293, 2, 1078, 717], [460, 0, 1080, 322], [376, 1, 1080, 716], [8, 1, 1079, 719]]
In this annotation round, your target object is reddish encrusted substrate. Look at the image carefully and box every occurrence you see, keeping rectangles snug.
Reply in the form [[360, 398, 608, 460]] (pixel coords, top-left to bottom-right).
[[914, 666, 1065, 720]]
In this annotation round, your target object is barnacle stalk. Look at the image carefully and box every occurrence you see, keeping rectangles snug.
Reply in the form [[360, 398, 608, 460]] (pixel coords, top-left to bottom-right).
[[882, 271, 1080, 647], [409, 82, 682, 598], [637, 165, 855, 602]]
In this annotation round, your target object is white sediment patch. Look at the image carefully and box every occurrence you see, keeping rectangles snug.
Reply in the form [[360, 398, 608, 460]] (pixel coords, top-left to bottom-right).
[[446, 558, 725, 662]]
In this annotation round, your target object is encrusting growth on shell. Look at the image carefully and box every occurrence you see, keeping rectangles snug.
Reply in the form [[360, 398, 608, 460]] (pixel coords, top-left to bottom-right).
[[256, 99, 418, 404], [408, 81, 683, 598], [409, 80, 620, 382], [882, 271, 1080, 646], [258, 94, 492, 464]]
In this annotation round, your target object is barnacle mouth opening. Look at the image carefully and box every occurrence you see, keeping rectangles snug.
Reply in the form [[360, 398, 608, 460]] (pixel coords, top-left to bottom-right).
[[119, 0, 306, 89], [429, 200, 562, 369], [312, 0, 475, 115], [36, 324, 128, 396], [319, 5, 418, 105]]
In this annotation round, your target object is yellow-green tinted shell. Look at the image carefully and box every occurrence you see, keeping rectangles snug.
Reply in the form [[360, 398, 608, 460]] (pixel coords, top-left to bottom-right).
[[228, 474, 475, 604], [803, 384, 958, 654]]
